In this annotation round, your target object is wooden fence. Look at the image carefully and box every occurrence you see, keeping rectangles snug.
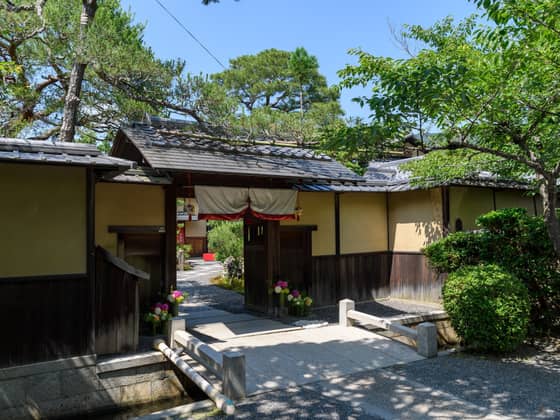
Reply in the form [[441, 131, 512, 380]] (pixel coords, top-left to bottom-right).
[[95, 246, 149, 355]]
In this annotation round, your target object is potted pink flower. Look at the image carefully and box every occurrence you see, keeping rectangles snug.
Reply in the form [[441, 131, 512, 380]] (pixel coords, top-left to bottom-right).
[[273, 280, 290, 313], [288, 290, 313, 317], [167, 289, 187, 316], [144, 302, 172, 335]]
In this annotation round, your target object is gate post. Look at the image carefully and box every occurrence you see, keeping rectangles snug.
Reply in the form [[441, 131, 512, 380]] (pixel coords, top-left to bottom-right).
[[223, 351, 246, 400], [339, 299, 355, 327], [167, 317, 186, 348], [417, 322, 438, 358]]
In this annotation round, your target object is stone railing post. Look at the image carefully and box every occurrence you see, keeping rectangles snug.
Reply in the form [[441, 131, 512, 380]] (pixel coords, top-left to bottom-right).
[[339, 299, 355, 327], [222, 351, 246, 400], [167, 317, 186, 348], [416, 322, 438, 358]]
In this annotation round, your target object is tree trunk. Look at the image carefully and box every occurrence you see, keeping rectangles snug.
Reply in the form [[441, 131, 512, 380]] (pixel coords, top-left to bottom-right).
[[539, 175, 560, 256], [59, 0, 97, 142]]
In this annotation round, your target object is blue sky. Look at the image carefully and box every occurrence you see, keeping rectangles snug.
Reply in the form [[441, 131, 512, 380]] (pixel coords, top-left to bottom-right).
[[120, 0, 478, 119]]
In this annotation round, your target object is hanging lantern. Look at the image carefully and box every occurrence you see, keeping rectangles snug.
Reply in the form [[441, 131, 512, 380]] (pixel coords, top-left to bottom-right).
[[184, 197, 199, 221]]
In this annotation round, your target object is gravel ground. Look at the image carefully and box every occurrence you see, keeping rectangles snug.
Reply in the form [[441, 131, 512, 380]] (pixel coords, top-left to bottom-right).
[[386, 339, 560, 419], [202, 340, 560, 419], [210, 384, 380, 420]]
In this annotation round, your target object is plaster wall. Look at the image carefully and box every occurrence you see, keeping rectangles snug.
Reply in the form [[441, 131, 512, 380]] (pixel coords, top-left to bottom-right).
[[0, 164, 86, 277], [281, 192, 335, 256], [449, 187, 493, 232], [340, 192, 387, 254], [388, 189, 443, 252], [95, 183, 165, 254], [495, 189, 537, 215]]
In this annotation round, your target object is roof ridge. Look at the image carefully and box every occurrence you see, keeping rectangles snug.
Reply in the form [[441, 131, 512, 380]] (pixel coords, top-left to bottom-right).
[[130, 125, 332, 162]]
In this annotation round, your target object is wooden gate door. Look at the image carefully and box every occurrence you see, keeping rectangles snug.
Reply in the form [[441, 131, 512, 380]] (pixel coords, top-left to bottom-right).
[[243, 220, 280, 313], [279, 227, 312, 294]]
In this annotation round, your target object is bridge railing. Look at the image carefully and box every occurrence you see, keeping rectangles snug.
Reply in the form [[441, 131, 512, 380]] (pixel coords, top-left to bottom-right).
[[167, 318, 246, 400], [339, 299, 438, 358]]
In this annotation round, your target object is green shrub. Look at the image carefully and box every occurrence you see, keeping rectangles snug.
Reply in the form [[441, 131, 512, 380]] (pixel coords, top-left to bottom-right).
[[424, 208, 560, 333], [223, 255, 244, 280], [443, 264, 530, 353], [423, 231, 484, 273], [207, 220, 243, 262]]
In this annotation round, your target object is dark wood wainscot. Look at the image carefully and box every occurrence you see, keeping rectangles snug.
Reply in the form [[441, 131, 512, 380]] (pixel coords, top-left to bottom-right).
[[0, 273, 92, 368], [389, 252, 443, 302], [310, 252, 392, 307]]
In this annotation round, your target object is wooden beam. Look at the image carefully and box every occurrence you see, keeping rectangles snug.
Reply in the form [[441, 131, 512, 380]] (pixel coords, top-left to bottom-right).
[[265, 221, 280, 314], [334, 193, 341, 256], [108, 225, 166, 234], [86, 167, 96, 356], [164, 182, 177, 293], [492, 188, 497, 210], [278, 225, 317, 232], [385, 191, 390, 251]]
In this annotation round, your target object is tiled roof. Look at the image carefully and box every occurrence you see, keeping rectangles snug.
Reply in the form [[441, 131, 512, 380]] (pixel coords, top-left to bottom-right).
[[0, 138, 135, 169], [101, 167, 172, 185], [117, 123, 362, 182], [297, 156, 531, 192], [362, 156, 530, 191]]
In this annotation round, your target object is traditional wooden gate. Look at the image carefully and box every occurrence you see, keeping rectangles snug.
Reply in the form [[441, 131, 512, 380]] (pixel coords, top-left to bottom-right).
[[243, 220, 280, 313], [95, 247, 149, 355], [279, 226, 312, 295]]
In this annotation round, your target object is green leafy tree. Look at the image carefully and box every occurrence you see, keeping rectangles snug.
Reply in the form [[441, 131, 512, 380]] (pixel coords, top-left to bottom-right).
[[207, 220, 243, 262], [288, 47, 319, 118], [210, 48, 342, 145], [213, 48, 337, 113], [0, 0, 217, 141], [338, 0, 560, 254]]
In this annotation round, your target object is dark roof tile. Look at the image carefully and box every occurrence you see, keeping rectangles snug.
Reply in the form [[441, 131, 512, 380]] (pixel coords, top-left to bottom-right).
[[118, 124, 360, 182]]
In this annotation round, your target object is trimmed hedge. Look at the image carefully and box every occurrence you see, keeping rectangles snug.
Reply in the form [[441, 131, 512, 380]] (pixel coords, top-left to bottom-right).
[[424, 208, 560, 333], [443, 264, 530, 353]]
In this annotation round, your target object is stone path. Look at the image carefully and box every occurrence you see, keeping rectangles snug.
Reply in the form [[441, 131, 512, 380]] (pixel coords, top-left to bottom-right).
[[209, 324, 423, 396], [174, 259, 431, 396], [141, 262, 559, 419]]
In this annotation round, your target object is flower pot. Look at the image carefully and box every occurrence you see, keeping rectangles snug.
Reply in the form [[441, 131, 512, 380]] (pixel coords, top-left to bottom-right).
[[171, 302, 179, 317]]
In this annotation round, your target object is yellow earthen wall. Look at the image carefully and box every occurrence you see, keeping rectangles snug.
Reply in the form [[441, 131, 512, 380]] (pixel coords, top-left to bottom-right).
[[494, 190, 537, 215], [449, 187, 493, 232], [340, 193, 387, 254], [95, 183, 165, 254], [281, 192, 335, 256], [388, 189, 443, 252], [0, 164, 86, 276]]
